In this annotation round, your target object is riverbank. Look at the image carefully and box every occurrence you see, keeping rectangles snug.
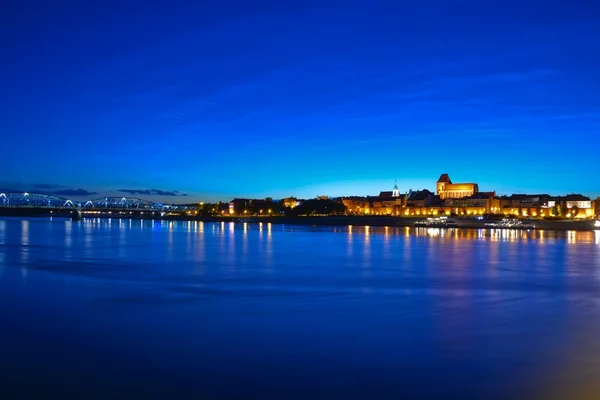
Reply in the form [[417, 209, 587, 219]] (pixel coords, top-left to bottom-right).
[[1, 208, 597, 231], [189, 215, 598, 231]]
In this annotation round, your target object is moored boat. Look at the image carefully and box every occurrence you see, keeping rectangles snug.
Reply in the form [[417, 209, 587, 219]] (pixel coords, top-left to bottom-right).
[[485, 218, 534, 229], [415, 216, 457, 228]]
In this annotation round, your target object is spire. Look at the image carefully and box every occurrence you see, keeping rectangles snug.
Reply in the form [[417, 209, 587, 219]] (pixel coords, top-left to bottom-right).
[[392, 179, 400, 197]]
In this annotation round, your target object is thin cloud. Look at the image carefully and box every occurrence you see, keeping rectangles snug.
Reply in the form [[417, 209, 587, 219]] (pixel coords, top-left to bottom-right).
[[117, 188, 186, 197], [32, 183, 66, 189], [0, 185, 97, 197], [52, 189, 98, 197]]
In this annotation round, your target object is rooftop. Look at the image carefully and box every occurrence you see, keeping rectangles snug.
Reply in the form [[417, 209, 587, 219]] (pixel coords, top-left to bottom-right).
[[408, 189, 433, 200], [437, 173, 452, 183], [564, 194, 591, 201]]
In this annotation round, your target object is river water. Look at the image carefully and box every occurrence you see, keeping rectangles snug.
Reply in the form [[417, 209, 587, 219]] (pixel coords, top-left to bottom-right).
[[1, 217, 599, 399]]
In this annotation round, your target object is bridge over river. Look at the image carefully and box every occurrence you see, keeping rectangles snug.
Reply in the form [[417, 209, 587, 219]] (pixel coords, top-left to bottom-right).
[[0, 192, 194, 216]]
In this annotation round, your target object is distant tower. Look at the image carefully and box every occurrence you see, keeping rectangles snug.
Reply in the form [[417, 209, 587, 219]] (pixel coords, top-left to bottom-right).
[[392, 180, 400, 197]]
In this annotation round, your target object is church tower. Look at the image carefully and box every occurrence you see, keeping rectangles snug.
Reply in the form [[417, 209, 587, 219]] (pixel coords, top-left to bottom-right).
[[436, 173, 452, 196], [392, 180, 400, 197]]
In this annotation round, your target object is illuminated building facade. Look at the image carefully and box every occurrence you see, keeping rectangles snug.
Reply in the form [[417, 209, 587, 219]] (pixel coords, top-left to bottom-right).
[[564, 194, 592, 210], [499, 194, 553, 209], [436, 173, 479, 199], [341, 197, 370, 214], [496, 194, 593, 218], [282, 197, 301, 209], [558, 194, 594, 218], [405, 189, 434, 208], [364, 182, 407, 215], [229, 198, 275, 215], [445, 192, 499, 215], [340, 176, 596, 219], [371, 197, 403, 215]]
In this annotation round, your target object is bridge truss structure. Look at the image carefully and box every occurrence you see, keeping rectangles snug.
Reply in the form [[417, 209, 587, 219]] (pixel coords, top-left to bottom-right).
[[0, 192, 77, 208], [0, 193, 194, 212]]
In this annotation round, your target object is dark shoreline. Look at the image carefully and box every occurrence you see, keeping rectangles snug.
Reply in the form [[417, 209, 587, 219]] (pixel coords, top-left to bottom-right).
[[178, 215, 598, 231], [1, 208, 598, 231]]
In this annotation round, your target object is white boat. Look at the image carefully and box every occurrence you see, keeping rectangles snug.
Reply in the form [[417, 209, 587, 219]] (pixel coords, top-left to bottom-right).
[[415, 216, 457, 228], [485, 218, 534, 229]]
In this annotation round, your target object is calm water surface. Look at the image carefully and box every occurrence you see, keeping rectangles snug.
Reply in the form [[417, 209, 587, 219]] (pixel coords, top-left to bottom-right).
[[1, 217, 600, 399]]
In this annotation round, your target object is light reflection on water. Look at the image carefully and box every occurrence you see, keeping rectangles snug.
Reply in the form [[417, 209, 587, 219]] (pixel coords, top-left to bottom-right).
[[0, 218, 599, 399], [20, 220, 29, 278], [0, 220, 5, 244], [0, 220, 4, 277]]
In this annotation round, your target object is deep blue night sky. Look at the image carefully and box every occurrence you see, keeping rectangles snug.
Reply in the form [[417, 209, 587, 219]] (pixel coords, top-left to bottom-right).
[[1, 1, 599, 202]]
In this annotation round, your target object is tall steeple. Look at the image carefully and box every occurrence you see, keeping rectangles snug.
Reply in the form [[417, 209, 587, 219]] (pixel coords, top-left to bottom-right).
[[392, 179, 400, 197]]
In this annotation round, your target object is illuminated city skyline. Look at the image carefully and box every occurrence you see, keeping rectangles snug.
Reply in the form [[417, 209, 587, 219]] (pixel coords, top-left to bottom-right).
[[2, 2, 599, 202]]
